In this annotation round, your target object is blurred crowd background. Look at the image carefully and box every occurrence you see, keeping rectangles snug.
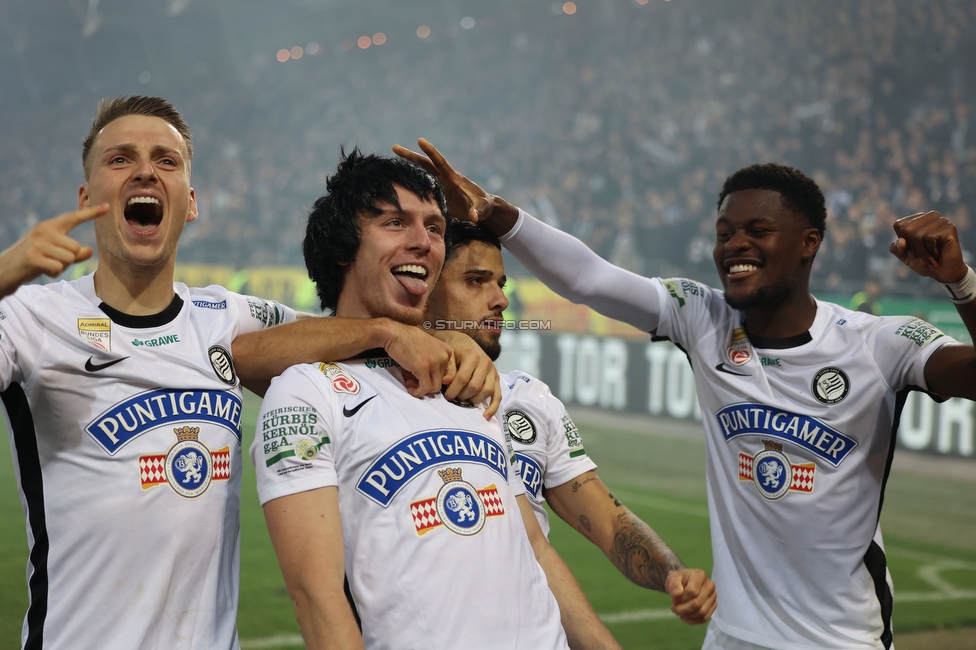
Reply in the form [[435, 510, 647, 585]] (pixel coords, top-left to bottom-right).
[[1, 0, 974, 300]]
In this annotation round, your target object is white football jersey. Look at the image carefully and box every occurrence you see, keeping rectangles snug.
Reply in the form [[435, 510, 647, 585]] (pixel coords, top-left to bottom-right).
[[251, 355, 568, 650], [652, 277, 953, 650], [0, 273, 294, 650], [501, 370, 597, 537]]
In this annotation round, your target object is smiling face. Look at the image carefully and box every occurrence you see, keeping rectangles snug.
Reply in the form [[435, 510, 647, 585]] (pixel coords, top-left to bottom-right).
[[335, 185, 446, 325], [713, 188, 821, 311], [79, 114, 197, 273], [426, 241, 509, 361]]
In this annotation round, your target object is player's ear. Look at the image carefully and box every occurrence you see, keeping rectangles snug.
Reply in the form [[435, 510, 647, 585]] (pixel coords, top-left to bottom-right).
[[186, 188, 198, 223], [78, 184, 90, 210], [801, 227, 821, 260]]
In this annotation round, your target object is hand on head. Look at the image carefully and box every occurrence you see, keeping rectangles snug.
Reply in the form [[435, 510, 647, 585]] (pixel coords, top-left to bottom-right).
[[392, 139, 496, 225]]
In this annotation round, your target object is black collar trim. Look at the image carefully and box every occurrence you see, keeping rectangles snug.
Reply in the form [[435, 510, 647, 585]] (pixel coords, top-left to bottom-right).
[[747, 328, 813, 350], [98, 295, 184, 329]]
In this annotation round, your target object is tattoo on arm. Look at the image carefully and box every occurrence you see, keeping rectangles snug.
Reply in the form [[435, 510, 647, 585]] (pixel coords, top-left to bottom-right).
[[571, 476, 595, 493], [577, 514, 593, 540], [609, 511, 683, 591]]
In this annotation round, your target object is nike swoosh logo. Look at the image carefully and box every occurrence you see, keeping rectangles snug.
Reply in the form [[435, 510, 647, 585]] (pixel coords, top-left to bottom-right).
[[85, 356, 129, 372], [343, 395, 376, 417], [715, 363, 749, 377]]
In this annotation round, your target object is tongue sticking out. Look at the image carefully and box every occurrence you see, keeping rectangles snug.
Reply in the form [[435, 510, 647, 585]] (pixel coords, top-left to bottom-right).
[[392, 265, 429, 296]]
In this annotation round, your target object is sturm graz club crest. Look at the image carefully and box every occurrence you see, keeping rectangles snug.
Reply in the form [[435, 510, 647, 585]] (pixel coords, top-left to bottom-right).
[[434, 467, 486, 536], [812, 367, 849, 405], [209, 345, 238, 386], [505, 409, 537, 444]]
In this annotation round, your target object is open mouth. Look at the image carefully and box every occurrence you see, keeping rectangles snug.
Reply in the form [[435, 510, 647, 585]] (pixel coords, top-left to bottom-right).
[[391, 264, 429, 296], [125, 196, 163, 232], [727, 263, 760, 277]]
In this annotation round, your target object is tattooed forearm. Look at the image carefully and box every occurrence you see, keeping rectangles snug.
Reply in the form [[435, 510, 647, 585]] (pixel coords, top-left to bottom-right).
[[609, 511, 683, 591], [571, 476, 595, 493]]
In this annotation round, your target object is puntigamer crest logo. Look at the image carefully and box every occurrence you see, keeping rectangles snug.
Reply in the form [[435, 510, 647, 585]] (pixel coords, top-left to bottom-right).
[[139, 426, 231, 498], [410, 466, 506, 537], [738, 439, 815, 500]]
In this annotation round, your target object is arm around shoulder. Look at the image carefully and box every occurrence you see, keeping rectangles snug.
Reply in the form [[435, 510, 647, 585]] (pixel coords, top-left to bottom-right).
[[233, 316, 454, 397]]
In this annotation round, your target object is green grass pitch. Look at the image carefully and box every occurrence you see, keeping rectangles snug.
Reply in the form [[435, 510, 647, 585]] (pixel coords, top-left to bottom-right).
[[1, 394, 974, 649]]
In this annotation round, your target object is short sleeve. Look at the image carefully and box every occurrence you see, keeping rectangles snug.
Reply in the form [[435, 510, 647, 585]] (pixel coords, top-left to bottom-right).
[[651, 277, 729, 354], [250, 365, 338, 505], [0, 290, 44, 390], [222, 290, 297, 336], [541, 389, 597, 489], [865, 316, 956, 393]]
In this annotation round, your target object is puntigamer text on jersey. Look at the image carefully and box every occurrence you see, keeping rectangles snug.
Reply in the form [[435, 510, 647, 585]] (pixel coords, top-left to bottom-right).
[[358, 430, 510, 506], [86, 389, 244, 454], [716, 403, 857, 466]]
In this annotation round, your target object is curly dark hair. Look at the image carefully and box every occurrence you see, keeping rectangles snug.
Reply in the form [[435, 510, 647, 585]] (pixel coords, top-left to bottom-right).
[[445, 220, 501, 262], [717, 163, 826, 237], [303, 148, 449, 312]]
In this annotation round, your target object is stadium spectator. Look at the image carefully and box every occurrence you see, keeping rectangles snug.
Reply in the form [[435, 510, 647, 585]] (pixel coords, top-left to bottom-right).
[[4, 2, 976, 298]]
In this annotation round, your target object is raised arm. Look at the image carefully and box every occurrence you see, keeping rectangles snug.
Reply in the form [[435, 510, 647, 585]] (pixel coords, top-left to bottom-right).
[[890, 211, 976, 399], [393, 140, 661, 332], [0, 205, 106, 300], [263, 487, 365, 650], [516, 495, 622, 650], [545, 471, 716, 625], [233, 316, 501, 418]]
